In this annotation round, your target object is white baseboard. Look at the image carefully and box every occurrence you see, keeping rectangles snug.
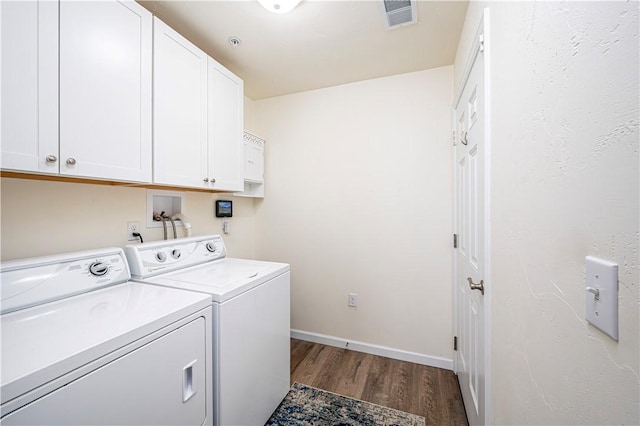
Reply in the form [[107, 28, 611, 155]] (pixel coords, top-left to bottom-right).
[[290, 329, 453, 371]]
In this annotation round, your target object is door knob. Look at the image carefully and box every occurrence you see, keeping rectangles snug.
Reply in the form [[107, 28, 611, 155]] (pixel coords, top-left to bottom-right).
[[467, 277, 484, 295], [66, 158, 77, 166], [46, 155, 57, 163]]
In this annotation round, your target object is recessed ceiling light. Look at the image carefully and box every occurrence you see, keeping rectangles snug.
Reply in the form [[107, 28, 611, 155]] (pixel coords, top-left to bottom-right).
[[228, 37, 241, 47], [257, 0, 302, 14]]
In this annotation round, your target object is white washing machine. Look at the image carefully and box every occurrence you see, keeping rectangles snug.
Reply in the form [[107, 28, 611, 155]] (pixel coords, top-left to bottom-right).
[[125, 235, 290, 426], [0, 248, 213, 425]]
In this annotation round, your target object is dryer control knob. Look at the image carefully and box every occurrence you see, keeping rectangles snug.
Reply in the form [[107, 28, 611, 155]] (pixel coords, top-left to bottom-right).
[[205, 242, 217, 253], [155, 251, 167, 262], [171, 249, 181, 259], [88, 261, 109, 277]]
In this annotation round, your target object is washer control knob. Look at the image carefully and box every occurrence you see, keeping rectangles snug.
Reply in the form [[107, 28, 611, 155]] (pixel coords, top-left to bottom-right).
[[171, 249, 181, 259], [205, 242, 217, 253], [89, 261, 109, 277], [155, 251, 167, 262]]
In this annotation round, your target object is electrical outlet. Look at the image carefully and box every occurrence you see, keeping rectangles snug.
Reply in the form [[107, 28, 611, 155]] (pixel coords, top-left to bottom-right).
[[348, 293, 358, 307], [127, 221, 141, 241]]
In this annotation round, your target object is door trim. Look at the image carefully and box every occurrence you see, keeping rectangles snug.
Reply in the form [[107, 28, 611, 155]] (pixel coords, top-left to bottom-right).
[[452, 8, 491, 424]]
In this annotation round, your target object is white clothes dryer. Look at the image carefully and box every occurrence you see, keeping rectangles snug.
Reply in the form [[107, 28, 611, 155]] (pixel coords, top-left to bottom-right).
[[0, 248, 213, 426], [125, 235, 290, 426]]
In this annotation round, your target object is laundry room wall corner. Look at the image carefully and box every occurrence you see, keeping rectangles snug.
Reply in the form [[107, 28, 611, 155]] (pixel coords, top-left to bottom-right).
[[251, 68, 454, 362]]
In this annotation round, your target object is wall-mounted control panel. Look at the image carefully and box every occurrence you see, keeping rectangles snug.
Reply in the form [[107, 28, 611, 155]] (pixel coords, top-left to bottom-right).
[[215, 200, 232, 217]]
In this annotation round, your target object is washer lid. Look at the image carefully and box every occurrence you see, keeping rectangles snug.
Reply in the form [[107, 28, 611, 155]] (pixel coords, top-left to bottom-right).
[[0, 282, 211, 404], [145, 258, 290, 303]]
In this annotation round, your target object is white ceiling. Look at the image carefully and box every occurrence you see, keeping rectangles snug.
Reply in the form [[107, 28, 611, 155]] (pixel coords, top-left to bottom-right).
[[139, 0, 469, 100]]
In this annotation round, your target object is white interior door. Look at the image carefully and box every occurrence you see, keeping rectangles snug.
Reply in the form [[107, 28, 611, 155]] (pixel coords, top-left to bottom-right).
[[454, 14, 488, 426]]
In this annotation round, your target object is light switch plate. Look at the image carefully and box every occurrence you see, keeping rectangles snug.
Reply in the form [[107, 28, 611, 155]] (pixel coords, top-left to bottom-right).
[[585, 256, 618, 341]]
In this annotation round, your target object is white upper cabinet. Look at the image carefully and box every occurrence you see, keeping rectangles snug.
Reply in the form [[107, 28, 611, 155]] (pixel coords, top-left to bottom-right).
[[154, 18, 244, 191], [207, 58, 244, 192], [153, 17, 208, 188], [1, 0, 152, 183], [2, 3, 242, 191], [1, 0, 58, 174], [59, 0, 152, 182]]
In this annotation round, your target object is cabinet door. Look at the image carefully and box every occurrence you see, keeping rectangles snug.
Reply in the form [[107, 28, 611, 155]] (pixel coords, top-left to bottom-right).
[[2, 318, 208, 426], [0, 0, 58, 174], [154, 17, 208, 188], [59, 0, 152, 183], [207, 58, 244, 191]]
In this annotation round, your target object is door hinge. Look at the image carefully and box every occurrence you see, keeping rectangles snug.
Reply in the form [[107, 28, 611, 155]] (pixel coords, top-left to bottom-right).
[[479, 34, 485, 53], [452, 130, 457, 146], [453, 233, 458, 249], [454, 336, 458, 351]]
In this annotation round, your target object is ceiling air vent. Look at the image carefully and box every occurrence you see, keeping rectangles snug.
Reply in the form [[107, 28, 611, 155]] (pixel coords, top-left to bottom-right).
[[381, 0, 417, 30]]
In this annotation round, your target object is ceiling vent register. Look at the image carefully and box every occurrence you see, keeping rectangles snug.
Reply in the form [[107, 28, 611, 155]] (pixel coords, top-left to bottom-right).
[[381, 0, 417, 30]]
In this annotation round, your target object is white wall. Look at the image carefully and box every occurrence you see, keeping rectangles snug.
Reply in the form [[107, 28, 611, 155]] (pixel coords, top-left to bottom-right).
[[0, 178, 255, 260], [456, 2, 639, 424], [252, 67, 454, 361], [243, 95, 257, 134]]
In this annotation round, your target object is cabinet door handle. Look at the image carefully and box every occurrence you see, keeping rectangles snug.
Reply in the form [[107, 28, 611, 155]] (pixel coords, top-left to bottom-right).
[[203, 178, 209, 183], [182, 360, 197, 402], [46, 155, 57, 163], [210, 178, 216, 184], [66, 158, 77, 166]]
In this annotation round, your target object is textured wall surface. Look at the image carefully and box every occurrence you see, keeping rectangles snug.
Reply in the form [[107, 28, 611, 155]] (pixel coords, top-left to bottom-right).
[[457, 2, 639, 424], [252, 68, 454, 359]]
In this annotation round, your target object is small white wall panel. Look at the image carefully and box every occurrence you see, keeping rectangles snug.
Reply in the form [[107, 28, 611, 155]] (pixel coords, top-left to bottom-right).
[[244, 132, 265, 183]]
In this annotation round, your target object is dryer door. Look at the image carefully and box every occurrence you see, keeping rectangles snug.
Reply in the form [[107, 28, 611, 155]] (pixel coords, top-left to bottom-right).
[[2, 317, 207, 425]]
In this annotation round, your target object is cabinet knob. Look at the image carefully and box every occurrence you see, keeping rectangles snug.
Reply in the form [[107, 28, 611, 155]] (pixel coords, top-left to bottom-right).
[[66, 158, 77, 166], [46, 155, 58, 163], [210, 178, 216, 184], [203, 178, 209, 183]]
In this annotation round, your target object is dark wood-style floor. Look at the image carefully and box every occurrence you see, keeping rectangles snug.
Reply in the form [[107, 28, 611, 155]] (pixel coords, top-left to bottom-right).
[[290, 339, 468, 425]]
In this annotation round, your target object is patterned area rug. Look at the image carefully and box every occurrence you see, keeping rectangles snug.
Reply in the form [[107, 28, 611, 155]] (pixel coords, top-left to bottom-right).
[[266, 382, 425, 426]]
